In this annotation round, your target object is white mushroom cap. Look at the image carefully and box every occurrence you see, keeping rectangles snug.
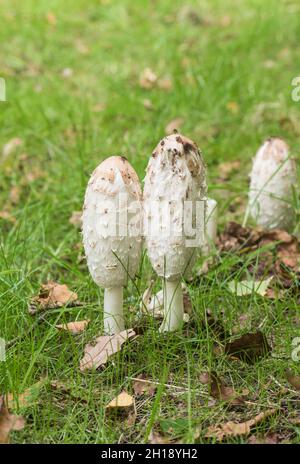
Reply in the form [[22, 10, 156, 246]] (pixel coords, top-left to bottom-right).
[[143, 133, 207, 281], [248, 137, 297, 230], [82, 156, 142, 288]]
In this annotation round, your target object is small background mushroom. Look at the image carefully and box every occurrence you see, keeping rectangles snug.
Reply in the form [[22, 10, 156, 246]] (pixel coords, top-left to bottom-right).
[[247, 137, 297, 230]]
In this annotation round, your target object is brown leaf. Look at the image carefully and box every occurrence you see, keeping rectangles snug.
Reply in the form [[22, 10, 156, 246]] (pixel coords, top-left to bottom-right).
[[205, 409, 276, 441], [106, 391, 134, 409], [23, 166, 44, 184], [69, 211, 82, 228], [226, 101, 239, 114], [0, 397, 25, 444], [56, 320, 90, 334], [199, 372, 210, 385], [46, 12, 57, 26], [286, 370, 300, 390], [80, 329, 137, 371], [0, 211, 16, 224], [9, 186, 21, 205], [225, 331, 272, 363], [218, 161, 241, 180], [143, 99, 153, 110], [219, 15, 232, 27], [158, 78, 172, 91], [139, 68, 157, 89], [248, 432, 279, 444], [148, 430, 172, 444], [165, 117, 184, 135], [133, 374, 156, 397], [1, 137, 22, 160], [209, 372, 245, 405], [75, 39, 89, 55], [6, 380, 44, 410], [29, 281, 79, 314]]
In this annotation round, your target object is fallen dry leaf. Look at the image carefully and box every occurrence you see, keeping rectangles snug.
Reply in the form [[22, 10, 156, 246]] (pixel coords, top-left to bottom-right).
[[225, 331, 272, 363], [226, 101, 239, 114], [139, 68, 157, 89], [205, 409, 276, 441], [133, 374, 156, 397], [219, 15, 232, 27], [165, 117, 184, 135], [218, 161, 241, 180], [75, 39, 89, 55], [6, 380, 45, 410], [209, 372, 245, 405], [80, 329, 137, 371], [9, 186, 21, 205], [0, 397, 25, 444], [46, 12, 57, 26], [62, 68, 73, 79], [106, 391, 134, 409], [69, 211, 82, 228], [0, 211, 16, 224], [158, 78, 172, 91], [199, 372, 211, 385], [91, 102, 106, 113], [248, 432, 280, 444], [23, 166, 44, 184], [143, 98, 153, 110], [286, 370, 300, 390], [148, 430, 173, 444], [29, 281, 79, 314], [56, 320, 90, 334], [2, 137, 22, 160]]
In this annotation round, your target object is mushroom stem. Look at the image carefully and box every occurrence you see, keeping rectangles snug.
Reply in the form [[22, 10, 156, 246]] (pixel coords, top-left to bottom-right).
[[159, 280, 184, 332], [103, 287, 124, 335]]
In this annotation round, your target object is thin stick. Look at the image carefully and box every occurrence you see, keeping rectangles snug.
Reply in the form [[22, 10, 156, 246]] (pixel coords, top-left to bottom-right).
[[126, 376, 209, 396]]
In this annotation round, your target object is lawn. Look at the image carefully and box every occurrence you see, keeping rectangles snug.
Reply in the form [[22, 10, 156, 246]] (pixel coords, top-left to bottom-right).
[[0, 0, 299, 444]]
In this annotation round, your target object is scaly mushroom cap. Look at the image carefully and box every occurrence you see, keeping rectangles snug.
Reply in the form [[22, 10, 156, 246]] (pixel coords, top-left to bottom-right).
[[249, 137, 297, 230], [82, 156, 142, 288], [144, 133, 207, 281]]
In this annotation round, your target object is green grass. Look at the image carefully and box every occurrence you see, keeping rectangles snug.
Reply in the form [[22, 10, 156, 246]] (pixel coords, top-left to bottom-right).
[[0, 0, 299, 444]]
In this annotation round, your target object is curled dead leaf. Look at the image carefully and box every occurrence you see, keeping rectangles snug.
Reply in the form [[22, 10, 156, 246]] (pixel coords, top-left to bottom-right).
[[225, 331, 272, 363], [106, 391, 134, 409], [133, 374, 156, 397], [29, 281, 79, 314], [139, 68, 157, 89], [56, 320, 90, 334], [80, 329, 137, 371], [6, 380, 45, 411], [205, 409, 277, 441], [2, 137, 22, 160], [286, 370, 300, 391], [0, 211, 16, 224], [0, 397, 25, 444], [209, 372, 246, 405]]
